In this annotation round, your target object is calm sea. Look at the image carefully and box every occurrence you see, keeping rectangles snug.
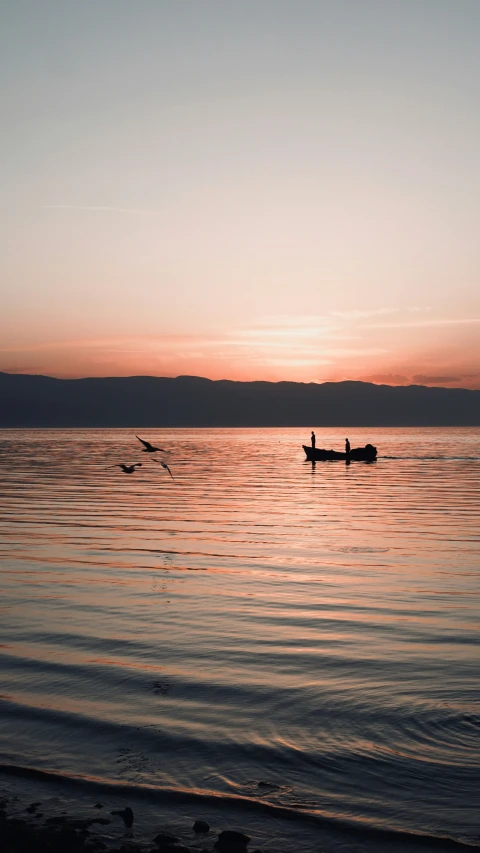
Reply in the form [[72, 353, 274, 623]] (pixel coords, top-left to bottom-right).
[[0, 428, 478, 852]]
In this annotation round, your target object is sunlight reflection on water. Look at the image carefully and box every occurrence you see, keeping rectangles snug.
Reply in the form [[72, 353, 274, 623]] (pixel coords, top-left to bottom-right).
[[0, 427, 479, 851]]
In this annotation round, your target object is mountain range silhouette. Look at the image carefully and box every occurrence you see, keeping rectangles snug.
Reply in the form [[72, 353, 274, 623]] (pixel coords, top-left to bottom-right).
[[1, 372, 479, 427]]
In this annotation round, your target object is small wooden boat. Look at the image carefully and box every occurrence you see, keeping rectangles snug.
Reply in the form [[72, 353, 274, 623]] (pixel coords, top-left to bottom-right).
[[303, 443, 377, 461]]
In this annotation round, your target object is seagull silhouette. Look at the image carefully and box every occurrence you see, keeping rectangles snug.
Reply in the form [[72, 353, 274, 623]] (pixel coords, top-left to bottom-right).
[[154, 459, 174, 479], [112, 463, 143, 474], [136, 435, 167, 453]]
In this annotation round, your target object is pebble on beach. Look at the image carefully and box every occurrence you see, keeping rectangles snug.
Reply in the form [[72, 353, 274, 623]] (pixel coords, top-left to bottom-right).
[[152, 831, 180, 846], [215, 829, 251, 851], [1, 796, 262, 853], [111, 806, 134, 828]]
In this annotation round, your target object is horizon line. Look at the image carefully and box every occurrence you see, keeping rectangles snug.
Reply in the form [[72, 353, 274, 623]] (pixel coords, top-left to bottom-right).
[[0, 370, 478, 393]]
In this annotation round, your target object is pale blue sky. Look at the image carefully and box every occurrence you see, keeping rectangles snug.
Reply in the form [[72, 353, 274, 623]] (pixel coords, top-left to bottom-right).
[[1, 1, 479, 384]]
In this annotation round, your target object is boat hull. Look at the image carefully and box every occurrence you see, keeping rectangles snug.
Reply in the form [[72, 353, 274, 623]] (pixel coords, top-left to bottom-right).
[[303, 444, 377, 461]]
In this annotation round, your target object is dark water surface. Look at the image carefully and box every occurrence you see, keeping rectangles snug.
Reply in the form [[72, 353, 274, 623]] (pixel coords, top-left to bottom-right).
[[0, 428, 479, 851]]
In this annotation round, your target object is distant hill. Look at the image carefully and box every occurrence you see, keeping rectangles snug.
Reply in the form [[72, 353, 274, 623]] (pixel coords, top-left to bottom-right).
[[1, 372, 479, 427]]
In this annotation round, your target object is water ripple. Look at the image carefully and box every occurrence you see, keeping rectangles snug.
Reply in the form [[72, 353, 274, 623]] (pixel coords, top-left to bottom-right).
[[0, 427, 479, 851]]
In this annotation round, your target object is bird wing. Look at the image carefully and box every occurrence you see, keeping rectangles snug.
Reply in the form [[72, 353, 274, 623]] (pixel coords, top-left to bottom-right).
[[136, 435, 152, 450], [154, 459, 175, 479], [163, 462, 174, 479]]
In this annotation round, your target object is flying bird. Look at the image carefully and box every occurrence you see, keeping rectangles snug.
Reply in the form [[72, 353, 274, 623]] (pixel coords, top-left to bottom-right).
[[154, 459, 174, 480], [136, 435, 167, 453], [112, 463, 143, 474]]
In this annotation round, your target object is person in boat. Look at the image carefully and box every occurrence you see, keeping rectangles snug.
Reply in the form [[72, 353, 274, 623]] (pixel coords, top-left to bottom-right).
[[345, 437, 350, 455], [311, 431, 316, 449]]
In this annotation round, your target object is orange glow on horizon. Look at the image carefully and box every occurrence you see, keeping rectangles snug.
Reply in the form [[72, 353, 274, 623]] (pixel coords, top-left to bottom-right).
[[1, 310, 479, 389]]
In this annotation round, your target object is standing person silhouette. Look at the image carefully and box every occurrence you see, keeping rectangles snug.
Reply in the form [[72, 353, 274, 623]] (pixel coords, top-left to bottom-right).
[[311, 431, 316, 449], [345, 437, 351, 455]]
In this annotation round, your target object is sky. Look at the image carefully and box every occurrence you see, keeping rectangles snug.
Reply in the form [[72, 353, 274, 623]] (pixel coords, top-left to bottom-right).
[[1, 0, 479, 388]]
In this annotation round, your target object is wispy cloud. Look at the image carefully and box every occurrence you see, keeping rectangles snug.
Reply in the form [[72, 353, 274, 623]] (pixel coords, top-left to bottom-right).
[[259, 314, 336, 328], [253, 307, 433, 334], [361, 373, 410, 385], [329, 307, 400, 320], [365, 317, 480, 329], [3, 309, 479, 387], [43, 205, 160, 215], [231, 327, 336, 341], [412, 372, 480, 385]]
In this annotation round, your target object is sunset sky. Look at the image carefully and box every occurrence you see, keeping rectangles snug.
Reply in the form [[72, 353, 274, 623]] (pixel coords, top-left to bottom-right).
[[1, 0, 479, 388]]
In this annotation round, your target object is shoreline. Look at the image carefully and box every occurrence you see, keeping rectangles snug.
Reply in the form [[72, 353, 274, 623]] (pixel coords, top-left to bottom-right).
[[0, 787, 258, 853], [1, 768, 478, 853], [0, 768, 321, 853]]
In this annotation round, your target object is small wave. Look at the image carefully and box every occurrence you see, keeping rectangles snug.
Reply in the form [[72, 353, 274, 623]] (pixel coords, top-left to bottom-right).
[[1, 763, 478, 850], [381, 456, 480, 461]]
